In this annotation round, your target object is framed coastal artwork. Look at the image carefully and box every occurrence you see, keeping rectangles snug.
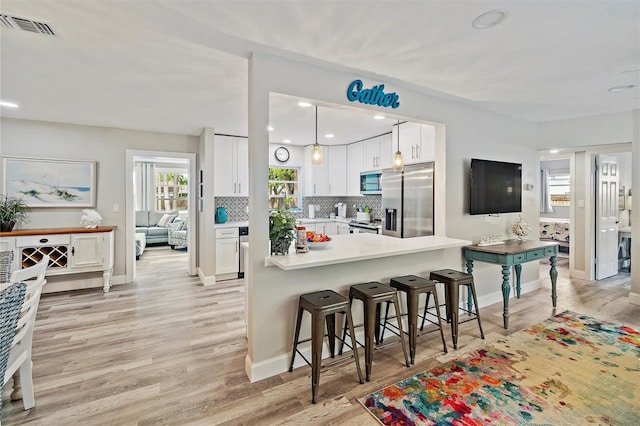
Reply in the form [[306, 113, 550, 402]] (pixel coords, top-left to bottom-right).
[[3, 156, 96, 207]]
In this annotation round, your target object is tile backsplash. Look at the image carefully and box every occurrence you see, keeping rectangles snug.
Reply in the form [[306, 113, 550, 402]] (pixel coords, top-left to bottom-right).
[[215, 195, 381, 222], [302, 195, 382, 219], [215, 197, 249, 222]]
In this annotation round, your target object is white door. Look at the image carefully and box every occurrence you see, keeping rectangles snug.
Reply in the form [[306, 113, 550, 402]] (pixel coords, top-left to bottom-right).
[[595, 155, 619, 279]]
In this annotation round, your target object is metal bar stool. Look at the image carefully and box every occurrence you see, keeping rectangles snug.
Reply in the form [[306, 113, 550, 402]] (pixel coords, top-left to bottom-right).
[[381, 275, 448, 364], [338, 282, 409, 381], [428, 269, 485, 349], [288, 290, 363, 403]]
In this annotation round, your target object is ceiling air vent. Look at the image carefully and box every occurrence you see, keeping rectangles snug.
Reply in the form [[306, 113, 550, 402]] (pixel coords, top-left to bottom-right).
[[0, 14, 55, 35]]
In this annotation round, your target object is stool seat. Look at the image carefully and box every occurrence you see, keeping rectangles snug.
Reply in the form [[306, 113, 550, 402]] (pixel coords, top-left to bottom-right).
[[384, 275, 448, 364], [429, 269, 484, 350], [340, 282, 409, 381], [289, 289, 363, 403], [300, 290, 352, 314]]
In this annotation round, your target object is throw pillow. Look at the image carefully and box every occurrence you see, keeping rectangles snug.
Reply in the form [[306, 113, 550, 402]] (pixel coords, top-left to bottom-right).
[[157, 214, 176, 227], [168, 220, 184, 231]]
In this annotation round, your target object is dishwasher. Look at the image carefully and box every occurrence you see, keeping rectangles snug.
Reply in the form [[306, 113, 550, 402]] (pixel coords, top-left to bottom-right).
[[239, 226, 249, 278]]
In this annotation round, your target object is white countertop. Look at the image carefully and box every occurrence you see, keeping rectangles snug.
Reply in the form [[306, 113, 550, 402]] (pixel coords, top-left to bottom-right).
[[268, 233, 471, 270], [214, 221, 248, 229], [297, 217, 352, 224]]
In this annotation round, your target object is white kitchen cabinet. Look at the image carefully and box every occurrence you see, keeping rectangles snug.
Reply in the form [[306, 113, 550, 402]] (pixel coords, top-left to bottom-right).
[[337, 222, 352, 235], [0, 227, 115, 292], [392, 122, 436, 165], [215, 227, 239, 276], [328, 145, 347, 195], [322, 222, 338, 236], [214, 136, 249, 196], [347, 142, 364, 196], [363, 134, 393, 171], [304, 145, 347, 196]]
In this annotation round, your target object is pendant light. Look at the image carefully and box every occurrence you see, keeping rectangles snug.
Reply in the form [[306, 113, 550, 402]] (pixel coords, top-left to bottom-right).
[[393, 119, 404, 172], [312, 105, 322, 164]]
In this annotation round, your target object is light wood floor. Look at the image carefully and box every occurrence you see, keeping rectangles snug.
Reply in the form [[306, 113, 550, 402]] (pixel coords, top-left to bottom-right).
[[3, 249, 639, 425]]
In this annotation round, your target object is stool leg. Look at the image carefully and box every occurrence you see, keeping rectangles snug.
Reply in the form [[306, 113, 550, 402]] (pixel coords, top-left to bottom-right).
[[374, 303, 381, 345], [431, 289, 448, 354], [289, 306, 304, 372], [393, 292, 410, 368], [380, 301, 391, 343], [468, 281, 485, 339], [448, 282, 459, 350], [338, 295, 354, 356], [419, 292, 431, 331], [363, 297, 377, 381], [311, 311, 325, 404], [407, 289, 418, 365], [345, 306, 364, 385], [326, 313, 336, 358]]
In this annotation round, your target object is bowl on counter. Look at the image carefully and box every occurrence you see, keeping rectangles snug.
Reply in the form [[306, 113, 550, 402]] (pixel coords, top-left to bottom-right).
[[307, 236, 332, 249]]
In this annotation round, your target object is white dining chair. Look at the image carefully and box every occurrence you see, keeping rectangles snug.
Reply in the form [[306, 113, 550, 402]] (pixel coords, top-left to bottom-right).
[[0, 282, 27, 425], [2, 255, 48, 413]]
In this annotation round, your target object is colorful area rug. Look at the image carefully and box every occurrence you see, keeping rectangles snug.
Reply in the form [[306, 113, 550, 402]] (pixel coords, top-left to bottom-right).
[[361, 311, 640, 425]]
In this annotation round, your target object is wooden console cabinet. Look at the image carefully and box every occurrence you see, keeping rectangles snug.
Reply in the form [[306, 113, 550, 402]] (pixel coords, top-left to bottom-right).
[[0, 226, 116, 292]]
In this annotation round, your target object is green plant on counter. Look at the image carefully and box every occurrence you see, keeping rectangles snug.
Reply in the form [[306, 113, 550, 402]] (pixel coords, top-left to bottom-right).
[[269, 209, 297, 255], [0, 194, 31, 232]]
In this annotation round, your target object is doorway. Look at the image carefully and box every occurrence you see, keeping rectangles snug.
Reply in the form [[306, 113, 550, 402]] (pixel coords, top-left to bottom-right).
[[125, 150, 197, 283]]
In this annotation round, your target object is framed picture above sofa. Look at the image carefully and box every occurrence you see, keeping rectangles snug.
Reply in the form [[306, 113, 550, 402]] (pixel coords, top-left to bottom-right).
[[3, 156, 96, 207]]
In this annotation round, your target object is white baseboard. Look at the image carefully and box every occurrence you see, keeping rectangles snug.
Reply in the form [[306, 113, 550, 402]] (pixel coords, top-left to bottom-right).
[[244, 328, 367, 383], [629, 291, 640, 306], [198, 268, 216, 286], [476, 278, 541, 309]]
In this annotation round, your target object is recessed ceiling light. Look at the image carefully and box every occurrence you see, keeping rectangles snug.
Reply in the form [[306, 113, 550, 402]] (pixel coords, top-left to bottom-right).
[[472, 9, 508, 29], [298, 101, 312, 107], [267, 126, 274, 131], [373, 115, 385, 120], [325, 133, 334, 138], [549, 149, 560, 154], [283, 139, 291, 143], [608, 85, 635, 92], [0, 101, 19, 108]]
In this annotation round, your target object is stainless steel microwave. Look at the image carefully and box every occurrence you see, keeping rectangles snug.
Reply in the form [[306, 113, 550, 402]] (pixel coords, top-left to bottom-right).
[[360, 171, 382, 194]]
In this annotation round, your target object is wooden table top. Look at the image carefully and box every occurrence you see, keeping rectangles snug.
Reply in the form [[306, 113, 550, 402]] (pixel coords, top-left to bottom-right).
[[0, 226, 117, 237], [464, 239, 559, 255]]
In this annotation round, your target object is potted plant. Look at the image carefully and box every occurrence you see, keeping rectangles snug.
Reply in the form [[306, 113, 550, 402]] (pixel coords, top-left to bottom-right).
[[0, 194, 31, 232], [269, 209, 297, 255]]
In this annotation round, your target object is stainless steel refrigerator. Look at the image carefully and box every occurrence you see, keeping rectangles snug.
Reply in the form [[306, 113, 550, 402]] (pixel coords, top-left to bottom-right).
[[382, 162, 434, 238]]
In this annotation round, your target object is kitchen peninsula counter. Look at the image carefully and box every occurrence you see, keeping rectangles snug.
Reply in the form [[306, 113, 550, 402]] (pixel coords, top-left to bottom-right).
[[269, 234, 471, 270]]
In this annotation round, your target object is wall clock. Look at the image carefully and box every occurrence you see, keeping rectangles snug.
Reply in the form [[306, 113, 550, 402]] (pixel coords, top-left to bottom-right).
[[274, 146, 290, 163]]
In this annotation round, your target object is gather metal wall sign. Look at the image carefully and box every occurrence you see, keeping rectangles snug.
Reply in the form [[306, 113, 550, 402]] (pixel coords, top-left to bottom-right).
[[346, 79, 400, 109]]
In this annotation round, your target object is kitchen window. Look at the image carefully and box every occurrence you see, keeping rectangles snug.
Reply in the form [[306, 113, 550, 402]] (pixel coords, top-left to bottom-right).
[[269, 167, 300, 210]]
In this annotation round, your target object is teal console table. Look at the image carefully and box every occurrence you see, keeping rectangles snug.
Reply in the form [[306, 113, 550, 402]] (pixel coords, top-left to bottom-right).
[[463, 239, 559, 329]]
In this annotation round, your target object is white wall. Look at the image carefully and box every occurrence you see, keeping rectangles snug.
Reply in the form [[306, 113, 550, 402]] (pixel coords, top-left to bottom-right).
[[1, 117, 199, 281], [246, 52, 541, 381]]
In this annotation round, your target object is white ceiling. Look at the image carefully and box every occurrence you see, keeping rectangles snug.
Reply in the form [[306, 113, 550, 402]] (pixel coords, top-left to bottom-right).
[[1, 1, 638, 146]]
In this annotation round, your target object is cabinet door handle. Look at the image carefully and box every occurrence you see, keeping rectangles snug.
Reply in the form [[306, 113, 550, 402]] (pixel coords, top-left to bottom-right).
[[411, 146, 415, 160], [39, 238, 49, 243], [238, 183, 241, 194], [314, 184, 316, 194], [236, 241, 238, 252], [72, 246, 75, 256], [416, 145, 420, 158], [329, 184, 332, 194]]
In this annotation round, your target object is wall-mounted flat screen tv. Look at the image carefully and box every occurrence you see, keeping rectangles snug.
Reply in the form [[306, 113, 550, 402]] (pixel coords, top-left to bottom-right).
[[470, 158, 522, 215]]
